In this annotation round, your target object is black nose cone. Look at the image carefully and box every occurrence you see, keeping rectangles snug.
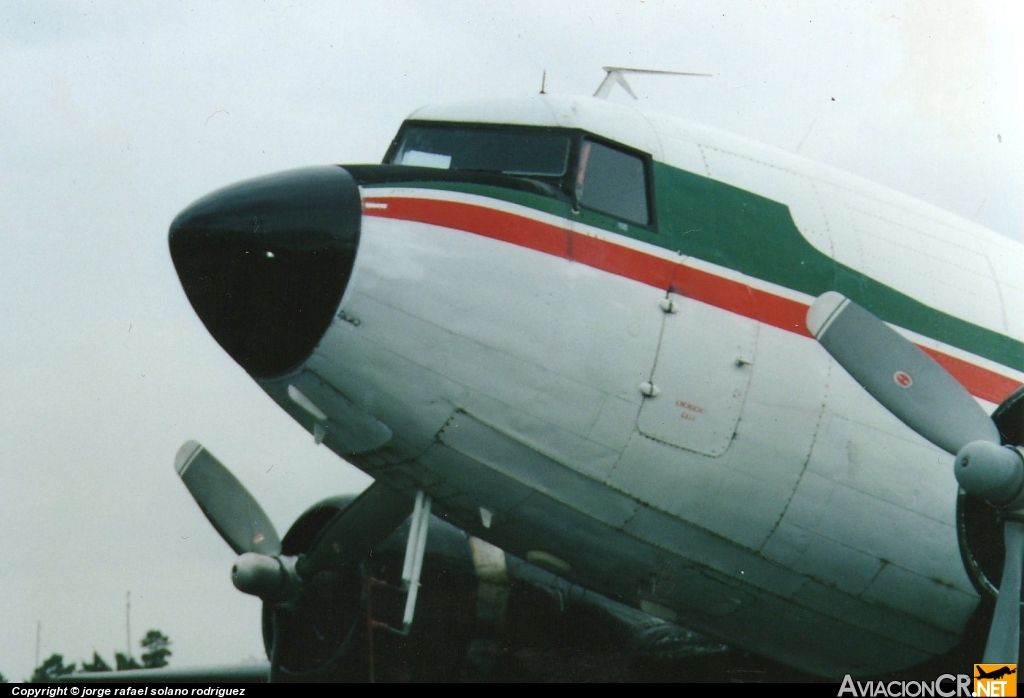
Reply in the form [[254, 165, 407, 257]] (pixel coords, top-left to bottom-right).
[[170, 166, 361, 378]]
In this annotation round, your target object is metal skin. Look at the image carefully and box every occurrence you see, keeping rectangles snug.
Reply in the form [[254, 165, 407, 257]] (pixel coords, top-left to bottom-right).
[[182, 469, 737, 682], [170, 94, 1024, 678], [808, 293, 1024, 664]]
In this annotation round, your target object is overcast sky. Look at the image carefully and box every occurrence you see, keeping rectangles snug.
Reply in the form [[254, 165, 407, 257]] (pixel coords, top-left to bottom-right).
[[0, 0, 1020, 681]]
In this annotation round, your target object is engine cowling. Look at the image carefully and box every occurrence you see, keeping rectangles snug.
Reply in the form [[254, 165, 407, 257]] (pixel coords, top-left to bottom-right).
[[257, 496, 730, 682], [957, 386, 1024, 602], [258, 497, 365, 680]]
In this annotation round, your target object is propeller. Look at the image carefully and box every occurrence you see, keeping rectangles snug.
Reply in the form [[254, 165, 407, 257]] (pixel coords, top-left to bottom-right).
[[175, 441, 282, 556], [174, 440, 412, 679], [807, 292, 1024, 664]]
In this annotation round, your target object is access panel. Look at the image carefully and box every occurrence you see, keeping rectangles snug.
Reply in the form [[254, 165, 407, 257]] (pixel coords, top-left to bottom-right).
[[637, 294, 758, 456]]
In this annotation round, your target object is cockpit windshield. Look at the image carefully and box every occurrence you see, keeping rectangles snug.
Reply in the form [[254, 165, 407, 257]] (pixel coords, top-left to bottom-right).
[[383, 121, 653, 229], [389, 124, 573, 178]]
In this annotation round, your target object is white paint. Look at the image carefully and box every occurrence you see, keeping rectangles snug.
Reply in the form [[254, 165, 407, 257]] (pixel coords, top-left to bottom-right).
[[638, 294, 758, 456], [297, 92, 1021, 670], [286, 385, 327, 422], [4, 1, 1020, 683], [297, 193, 977, 674], [479, 507, 493, 529]]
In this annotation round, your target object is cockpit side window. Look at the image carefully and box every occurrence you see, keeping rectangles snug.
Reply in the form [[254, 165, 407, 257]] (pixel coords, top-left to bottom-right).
[[574, 139, 651, 226]]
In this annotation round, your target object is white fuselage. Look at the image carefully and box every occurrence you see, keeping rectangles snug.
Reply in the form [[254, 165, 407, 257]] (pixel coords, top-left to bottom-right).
[[254, 95, 1023, 677]]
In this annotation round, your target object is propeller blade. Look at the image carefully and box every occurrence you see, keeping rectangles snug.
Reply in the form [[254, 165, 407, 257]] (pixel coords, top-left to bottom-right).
[[807, 292, 999, 454], [268, 605, 284, 684], [296, 481, 412, 579], [983, 519, 1024, 663], [175, 440, 281, 556]]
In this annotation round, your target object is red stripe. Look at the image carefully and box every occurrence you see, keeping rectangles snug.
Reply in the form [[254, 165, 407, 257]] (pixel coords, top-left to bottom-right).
[[370, 197, 570, 257], [672, 263, 756, 321], [364, 196, 1021, 403], [574, 232, 675, 289], [920, 347, 1021, 405]]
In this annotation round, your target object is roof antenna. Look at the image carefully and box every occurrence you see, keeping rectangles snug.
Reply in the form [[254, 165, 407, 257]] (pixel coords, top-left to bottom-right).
[[594, 66, 713, 100], [540, 70, 547, 94]]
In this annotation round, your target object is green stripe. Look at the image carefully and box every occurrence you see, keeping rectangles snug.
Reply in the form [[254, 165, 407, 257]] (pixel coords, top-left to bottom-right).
[[653, 164, 1023, 372], [364, 170, 1024, 372], [363, 180, 665, 248]]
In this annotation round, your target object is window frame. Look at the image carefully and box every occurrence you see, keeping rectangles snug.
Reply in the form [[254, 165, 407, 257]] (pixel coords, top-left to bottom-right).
[[384, 120, 578, 182], [384, 120, 658, 233], [572, 134, 657, 231]]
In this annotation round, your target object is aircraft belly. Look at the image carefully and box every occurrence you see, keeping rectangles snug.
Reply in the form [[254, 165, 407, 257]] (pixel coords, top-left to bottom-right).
[[285, 209, 973, 676], [415, 413, 958, 678]]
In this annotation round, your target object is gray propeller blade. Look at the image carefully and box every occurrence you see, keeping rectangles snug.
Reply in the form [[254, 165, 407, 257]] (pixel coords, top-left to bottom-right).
[[809, 293, 1024, 664], [985, 519, 1024, 663], [175, 440, 281, 556], [807, 292, 999, 454], [296, 480, 412, 579]]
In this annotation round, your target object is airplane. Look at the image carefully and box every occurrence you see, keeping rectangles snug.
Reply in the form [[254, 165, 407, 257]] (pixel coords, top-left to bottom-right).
[[79, 467, 733, 683], [976, 666, 1017, 681], [158, 73, 1023, 681]]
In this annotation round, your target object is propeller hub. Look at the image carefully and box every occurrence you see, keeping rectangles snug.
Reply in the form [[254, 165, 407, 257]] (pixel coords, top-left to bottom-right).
[[806, 294, 1024, 665], [232, 552, 301, 603], [954, 442, 1024, 507]]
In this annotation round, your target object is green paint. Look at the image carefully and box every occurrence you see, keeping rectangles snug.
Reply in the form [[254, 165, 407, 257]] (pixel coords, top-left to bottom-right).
[[653, 164, 1023, 372], [365, 170, 1024, 373], [363, 180, 663, 250]]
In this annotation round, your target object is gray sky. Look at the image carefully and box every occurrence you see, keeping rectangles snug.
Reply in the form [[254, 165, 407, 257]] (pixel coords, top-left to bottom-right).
[[0, 0, 1020, 681]]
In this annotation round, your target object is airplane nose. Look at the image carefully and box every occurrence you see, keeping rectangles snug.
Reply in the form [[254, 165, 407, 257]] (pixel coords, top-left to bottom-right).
[[169, 166, 361, 378]]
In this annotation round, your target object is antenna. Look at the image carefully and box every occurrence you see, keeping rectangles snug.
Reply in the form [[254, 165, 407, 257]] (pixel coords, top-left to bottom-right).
[[540, 70, 547, 95], [35, 620, 41, 669], [594, 66, 713, 100], [126, 590, 132, 656]]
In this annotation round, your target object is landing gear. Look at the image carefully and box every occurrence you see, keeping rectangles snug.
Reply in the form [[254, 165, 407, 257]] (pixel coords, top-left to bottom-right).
[[365, 491, 433, 681]]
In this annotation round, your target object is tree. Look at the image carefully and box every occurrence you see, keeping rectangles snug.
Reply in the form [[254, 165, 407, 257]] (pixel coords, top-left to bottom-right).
[[140, 629, 172, 668], [0, 669, 7, 682], [81, 652, 112, 673], [115, 652, 140, 671], [30, 653, 75, 682]]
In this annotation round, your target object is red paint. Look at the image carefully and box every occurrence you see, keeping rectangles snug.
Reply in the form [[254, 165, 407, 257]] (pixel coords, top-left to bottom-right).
[[920, 347, 1020, 405], [367, 197, 570, 258], [364, 196, 1022, 404], [671, 263, 758, 321], [573, 232, 675, 289]]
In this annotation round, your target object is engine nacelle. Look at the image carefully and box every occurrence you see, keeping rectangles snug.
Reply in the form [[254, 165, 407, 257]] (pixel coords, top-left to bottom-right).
[[259, 496, 729, 681], [956, 386, 1024, 602]]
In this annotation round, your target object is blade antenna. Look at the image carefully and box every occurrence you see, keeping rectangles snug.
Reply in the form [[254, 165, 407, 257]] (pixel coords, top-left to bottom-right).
[[594, 66, 713, 100]]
